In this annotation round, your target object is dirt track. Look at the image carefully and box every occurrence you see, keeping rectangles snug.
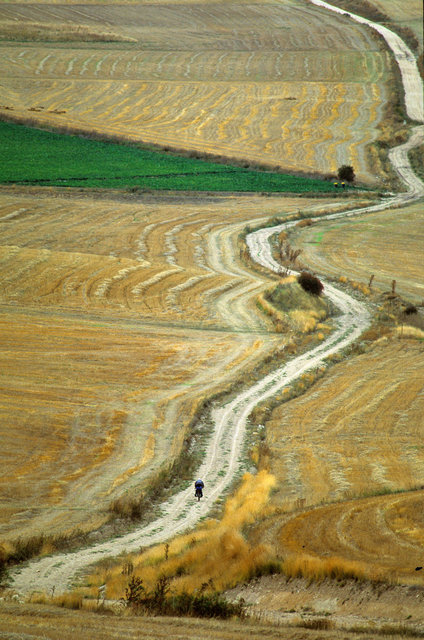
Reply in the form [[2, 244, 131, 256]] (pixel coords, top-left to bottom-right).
[[9, 0, 424, 600]]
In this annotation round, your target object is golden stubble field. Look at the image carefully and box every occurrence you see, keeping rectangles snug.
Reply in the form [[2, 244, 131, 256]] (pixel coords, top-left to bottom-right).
[[255, 338, 424, 584], [239, 203, 424, 587], [0, 0, 391, 181], [0, 1, 423, 636], [289, 202, 424, 303], [0, 187, 342, 542], [3, 599, 410, 640], [364, 0, 423, 50]]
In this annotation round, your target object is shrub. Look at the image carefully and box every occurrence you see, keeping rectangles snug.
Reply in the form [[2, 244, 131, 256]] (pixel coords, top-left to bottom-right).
[[124, 575, 245, 618], [404, 305, 418, 315], [124, 575, 145, 606], [8, 535, 45, 563], [298, 272, 324, 296], [337, 164, 355, 183], [296, 219, 313, 227]]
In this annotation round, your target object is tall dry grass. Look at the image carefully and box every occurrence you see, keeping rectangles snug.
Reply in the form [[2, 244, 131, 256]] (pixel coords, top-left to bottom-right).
[[85, 471, 278, 600], [262, 280, 330, 334], [283, 553, 368, 583]]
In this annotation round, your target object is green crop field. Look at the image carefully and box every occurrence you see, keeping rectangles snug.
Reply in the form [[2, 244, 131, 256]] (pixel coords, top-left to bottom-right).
[[0, 121, 346, 193]]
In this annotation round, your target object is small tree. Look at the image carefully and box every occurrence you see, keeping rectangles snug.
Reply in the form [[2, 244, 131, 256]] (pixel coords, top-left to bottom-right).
[[279, 240, 302, 276], [337, 164, 355, 183], [124, 575, 145, 607]]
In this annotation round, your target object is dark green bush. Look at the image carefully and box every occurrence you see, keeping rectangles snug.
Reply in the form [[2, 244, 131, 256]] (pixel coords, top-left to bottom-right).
[[298, 272, 324, 296], [337, 164, 355, 183]]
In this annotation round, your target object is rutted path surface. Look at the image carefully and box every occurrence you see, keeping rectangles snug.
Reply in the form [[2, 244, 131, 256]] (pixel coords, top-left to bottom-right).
[[10, 2, 424, 597]]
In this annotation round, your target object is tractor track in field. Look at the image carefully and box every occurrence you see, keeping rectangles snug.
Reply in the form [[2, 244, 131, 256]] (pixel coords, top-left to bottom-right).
[[9, 1, 424, 598]]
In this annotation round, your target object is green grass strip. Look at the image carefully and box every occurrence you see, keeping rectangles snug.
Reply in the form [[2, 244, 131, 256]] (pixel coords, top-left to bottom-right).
[[0, 120, 345, 193]]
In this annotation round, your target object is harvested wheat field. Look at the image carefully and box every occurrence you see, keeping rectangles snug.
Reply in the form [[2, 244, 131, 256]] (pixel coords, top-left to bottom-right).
[[0, 188, 342, 542], [364, 0, 423, 50], [290, 202, 424, 303], [0, 0, 423, 637], [250, 194, 424, 586], [2, 599, 411, 640], [0, 1, 391, 181], [254, 336, 424, 584]]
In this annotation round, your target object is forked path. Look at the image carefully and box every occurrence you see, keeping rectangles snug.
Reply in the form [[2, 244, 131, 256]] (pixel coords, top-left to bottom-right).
[[10, 3, 424, 597]]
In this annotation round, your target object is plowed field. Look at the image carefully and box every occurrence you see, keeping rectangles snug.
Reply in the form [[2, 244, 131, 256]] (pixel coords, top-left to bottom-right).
[[0, 1, 390, 181], [0, 188, 339, 541]]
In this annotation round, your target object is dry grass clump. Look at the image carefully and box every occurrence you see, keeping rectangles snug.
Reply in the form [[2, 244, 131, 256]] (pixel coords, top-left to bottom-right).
[[52, 593, 84, 610], [3, 531, 88, 566], [283, 553, 368, 583], [395, 326, 424, 340], [261, 281, 331, 334], [339, 275, 371, 296], [85, 471, 278, 600], [256, 292, 287, 333]]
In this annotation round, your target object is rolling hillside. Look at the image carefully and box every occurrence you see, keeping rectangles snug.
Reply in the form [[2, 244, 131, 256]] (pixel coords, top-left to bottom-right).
[[0, 0, 391, 181], [0, 0, 423, 636], [0, 189, 337, 542]]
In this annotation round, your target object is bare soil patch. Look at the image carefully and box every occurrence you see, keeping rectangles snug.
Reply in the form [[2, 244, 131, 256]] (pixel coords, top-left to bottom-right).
[[226, 574, 424, 635]]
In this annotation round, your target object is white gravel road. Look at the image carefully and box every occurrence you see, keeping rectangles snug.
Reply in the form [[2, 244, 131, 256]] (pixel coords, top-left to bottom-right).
[[9, 2, 424, 598]]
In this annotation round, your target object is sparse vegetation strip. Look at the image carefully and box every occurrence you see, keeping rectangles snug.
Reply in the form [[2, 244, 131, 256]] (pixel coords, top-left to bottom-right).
[[408, 145, 424, 181], [123, 574, 246, 619], [0, 21, 137, 43]]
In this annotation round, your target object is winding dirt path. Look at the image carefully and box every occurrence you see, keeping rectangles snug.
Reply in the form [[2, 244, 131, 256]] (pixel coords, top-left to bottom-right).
[[10, 2, 424, 598], [309, 0, 423, 123]]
